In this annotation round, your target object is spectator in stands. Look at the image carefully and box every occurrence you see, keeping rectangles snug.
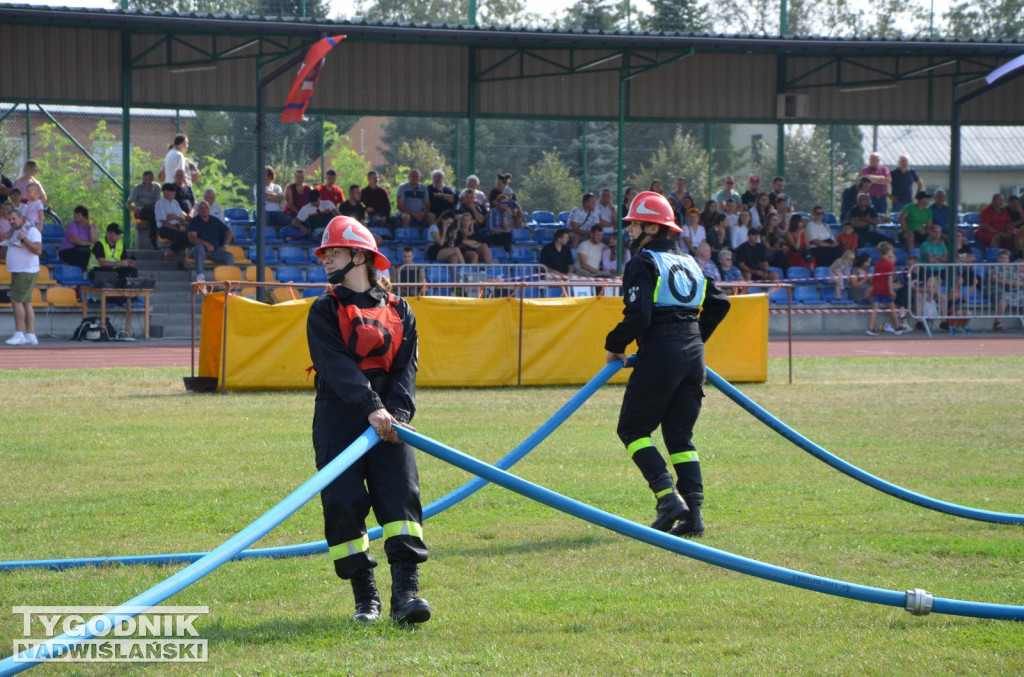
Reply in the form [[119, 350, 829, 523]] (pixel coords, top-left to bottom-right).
[[0, 167, 13, 204], [173, 168, 195, 217], [841, 177, 873, 219], [397, 169, 429, 229], [695, 241, 720, 281], [769, 176, 790, 210], [621, 186, 637, 228], [489, 173, 513, 207], [316, 169, 345, 207], [761, 212, 787, 269], [734, 228, 779, 282], [2, 211, 41, 345], [426, 169, 457, 227], [705, 212, 730, 259], [843, 192, 893, 246], [22, 184, 44, 230], [785, 213, 814, 270], [160, 134, 195, 186], [751, 192, 774, 230], [807, 206, 841, 266], [668, 178, 690, 220], [714, 176, 741, 210], [648, 179, 664, 195], [339, 185, 366, 223], [728, 206, 751, 249], [540, 228, 574, 275], [425, 211, 464, 264], [596, 189, 618, 232], [977, 193, 1014, 250], [58, 205, 99, 271], [991, 249, 1021, 331], [0, 201, 13, 244], [722, 199, 740, 230], [568, 193, 600, 247], [837, 222, 858, 252], [716, 249, 742, 287], [601, 232, 630, 273], [8, 188, 24, 216], [681, 207, 705, 254], [197, 188, 225, 222], [484, 193, 514, 252], [829, 249, 856, 301], [861, 152, 891, 215], [454, 188, 486, 226], [456, 212, 491, 264], [126, 170, 162, 248], [13, 161, 46, 204], [155, 182, 189, 267], [262, 166, 293, 229], [284, 169, 313, 218], [577, 224, 612, 277], [898, 191, 934, 251], [392, 246, 425, 287], [920, 223, 948, 267], [847, 252, 873, 305], [889, 155, 924, 213], [361, 171, 395, 228], [293, 189, 339, 242], [865, 241, 906, 336], [740, 175, 761, 209], [464, 175, 487, 208], [1006, 195, 1024, 257], [187, 200, 234, 282], [773, 195, 791, 228], [89, 223, 137, 282], [698, 200, 719, 232]]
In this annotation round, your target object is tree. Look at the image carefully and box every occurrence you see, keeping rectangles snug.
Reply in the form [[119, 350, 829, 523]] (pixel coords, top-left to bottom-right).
[[747, 126, 855, 214], [319, 122, 374, 190], [941, 0, 1024, 40], [351, 0, 528, 26], [517, 150, 583, 214], [639, 0, 711, 33], [557, 0, 624, 30], [125, 0, 330, 18], [627, 127, 710, 201]]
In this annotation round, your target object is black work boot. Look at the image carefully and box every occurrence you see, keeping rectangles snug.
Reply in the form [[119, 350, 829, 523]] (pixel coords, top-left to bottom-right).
[[669, 492, 705, 538], [350, 568, 381, 622], [651, 491, 689, 532], [389, 563, 431, 625]]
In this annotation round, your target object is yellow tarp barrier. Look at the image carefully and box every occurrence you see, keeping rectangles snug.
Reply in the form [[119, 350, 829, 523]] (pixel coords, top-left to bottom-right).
[[198, 291, 767, 391]]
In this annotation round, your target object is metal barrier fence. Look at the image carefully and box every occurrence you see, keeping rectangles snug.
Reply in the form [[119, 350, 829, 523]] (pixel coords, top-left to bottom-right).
[[389, 263, 624, 299], [908, 262, 1024, 336]]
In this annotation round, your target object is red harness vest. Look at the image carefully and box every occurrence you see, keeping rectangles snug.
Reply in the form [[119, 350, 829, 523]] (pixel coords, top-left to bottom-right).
[[331, 289, 404, 372]]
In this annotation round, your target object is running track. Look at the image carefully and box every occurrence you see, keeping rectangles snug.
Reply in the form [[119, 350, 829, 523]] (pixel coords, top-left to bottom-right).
[[0, 335, 1021, 371]]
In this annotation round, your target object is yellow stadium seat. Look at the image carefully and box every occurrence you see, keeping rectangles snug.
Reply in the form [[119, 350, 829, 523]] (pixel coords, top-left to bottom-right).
[[271, 286, 299, 304], [225, 245, 251, 265], [46, 286, 80, 308], [213, 265, 243, 282], [31, 287, 45, 307], [244, 266, 276, 282], [0, 266, 11, 285], [36, 266, 54, 285]]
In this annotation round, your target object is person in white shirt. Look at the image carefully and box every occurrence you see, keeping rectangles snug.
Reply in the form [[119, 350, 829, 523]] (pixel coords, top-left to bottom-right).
[[292, 189, 339, 241], [160, 134, 194, 185], [568, 193, 599, 248], [577, 224, 612, 277], [806, 205, 842, 266], [595, 189, 618, 232], [154, 183, 190, 266], [3, 211, 42, 345], [256, 165, 292, 229], [196, 188, 225, 222]]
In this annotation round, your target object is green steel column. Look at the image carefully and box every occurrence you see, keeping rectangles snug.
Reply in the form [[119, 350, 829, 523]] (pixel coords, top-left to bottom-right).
[[779, 0, 788, 35], [581, 121, 588, 191], [175, 109, 180, 133], [25, 103, 30, 160], [467, 47, 477, 175], [319, 115, 326, 183], [616, 65, 626, 275], [828, 124, 835, 216], [469, 0, 477, 25], [122, 29, 133, 248], [455, 118, 463, 183], [705, 122, 713, 195]]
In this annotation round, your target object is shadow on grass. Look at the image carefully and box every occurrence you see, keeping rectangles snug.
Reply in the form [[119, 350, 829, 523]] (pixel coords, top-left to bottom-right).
[[442, 531, 617, 559], [203, 611, 424, 645]]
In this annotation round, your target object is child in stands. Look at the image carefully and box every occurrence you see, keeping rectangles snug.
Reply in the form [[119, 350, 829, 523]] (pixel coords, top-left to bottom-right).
[[866, 242, 907, 336]]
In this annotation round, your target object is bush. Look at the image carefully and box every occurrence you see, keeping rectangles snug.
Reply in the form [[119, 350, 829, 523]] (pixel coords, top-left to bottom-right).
[[518, 150, 583, 214]]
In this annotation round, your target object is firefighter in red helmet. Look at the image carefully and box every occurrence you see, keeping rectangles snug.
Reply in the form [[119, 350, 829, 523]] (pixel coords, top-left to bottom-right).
[[307, 216, 430, 624], [606, 191, 731, 537]]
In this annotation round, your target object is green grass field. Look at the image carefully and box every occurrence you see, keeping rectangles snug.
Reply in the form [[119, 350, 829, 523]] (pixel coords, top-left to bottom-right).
[[2, 357, 1023, 676]]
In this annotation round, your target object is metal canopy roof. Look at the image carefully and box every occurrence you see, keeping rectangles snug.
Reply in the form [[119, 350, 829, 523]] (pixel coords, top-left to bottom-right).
[[0, 4, 1022, 124]]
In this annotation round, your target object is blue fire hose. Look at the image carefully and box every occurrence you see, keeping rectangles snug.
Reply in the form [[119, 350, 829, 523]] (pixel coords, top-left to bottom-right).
[[705, 368, 1024, 525], [0, 358, 632, 573], [398, 427, 1024, 621], [0, 429, 378, 676]]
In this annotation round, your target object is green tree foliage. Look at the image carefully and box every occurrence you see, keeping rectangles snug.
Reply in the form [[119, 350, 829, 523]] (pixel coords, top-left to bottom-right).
[[320, 122, 374, 190], [195, 155, 254, 210], [557, 0, 624, 30], [942, 0, 1024, 40], [626, 127, 710, 202], [748, 126, 854, 213], [125, 0, 329, 18], [518, 150, 583, 214], [351, 0, 528, 26], [639, 0, 711, 33]]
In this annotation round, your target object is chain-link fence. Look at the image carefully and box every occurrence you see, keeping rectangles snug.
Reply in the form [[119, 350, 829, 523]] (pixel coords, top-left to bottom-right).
[[2, 102, 1011, 248]]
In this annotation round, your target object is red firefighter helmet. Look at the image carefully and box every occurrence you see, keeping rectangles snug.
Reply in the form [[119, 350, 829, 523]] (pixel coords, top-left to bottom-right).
[[315, 216, 390, 270], [625, 191, 682, 232]]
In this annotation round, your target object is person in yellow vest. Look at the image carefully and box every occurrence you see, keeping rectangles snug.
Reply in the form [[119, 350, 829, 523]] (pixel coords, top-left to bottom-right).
[[89, 223, 137, 282]]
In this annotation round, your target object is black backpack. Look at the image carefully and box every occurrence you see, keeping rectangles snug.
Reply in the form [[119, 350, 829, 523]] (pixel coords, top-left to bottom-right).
[[71, 317, 118, 341]]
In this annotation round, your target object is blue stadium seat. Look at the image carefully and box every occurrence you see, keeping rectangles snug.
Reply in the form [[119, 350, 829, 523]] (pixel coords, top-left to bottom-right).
[[768, 266, 785, 280], [857, 247, 881, 265], [306, 266, 328, 283], [909, 248, 920, 259], [230, 224, 253, 245], [302, 287, 322, 298], [53, 265, 88, 286], [531, 211, 556, 226], [986, 247, 1003, 262], [278, 245, 308, 264], [224, 207, 254, 225], [274, 266, 305, 283], [424, 266, 452, 296], [793, 285, 823, 303], [280, 226, 310, 242], [821, 286, 851, 304], [369, 226, 393, 241], [41, 223, 64, 243], [510, 247, 536, 263], [823, 212, 838, 225], [785, 266, 812, 282], [813, 266, 832, 280], [490, 247, 509, 263], [247, 246, 279, 264], [962, 212, 980, 225], [534, 228, 556, 245], [377, 246, 395, 264], [250, 226, 282, 244], [394, 227, 425, 244], [768, 287, 790, 304], [39, 244, 57, 264], [511, 228, 532, 244], [893, 248, 908, 266], [557, 211, 570, 226]]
